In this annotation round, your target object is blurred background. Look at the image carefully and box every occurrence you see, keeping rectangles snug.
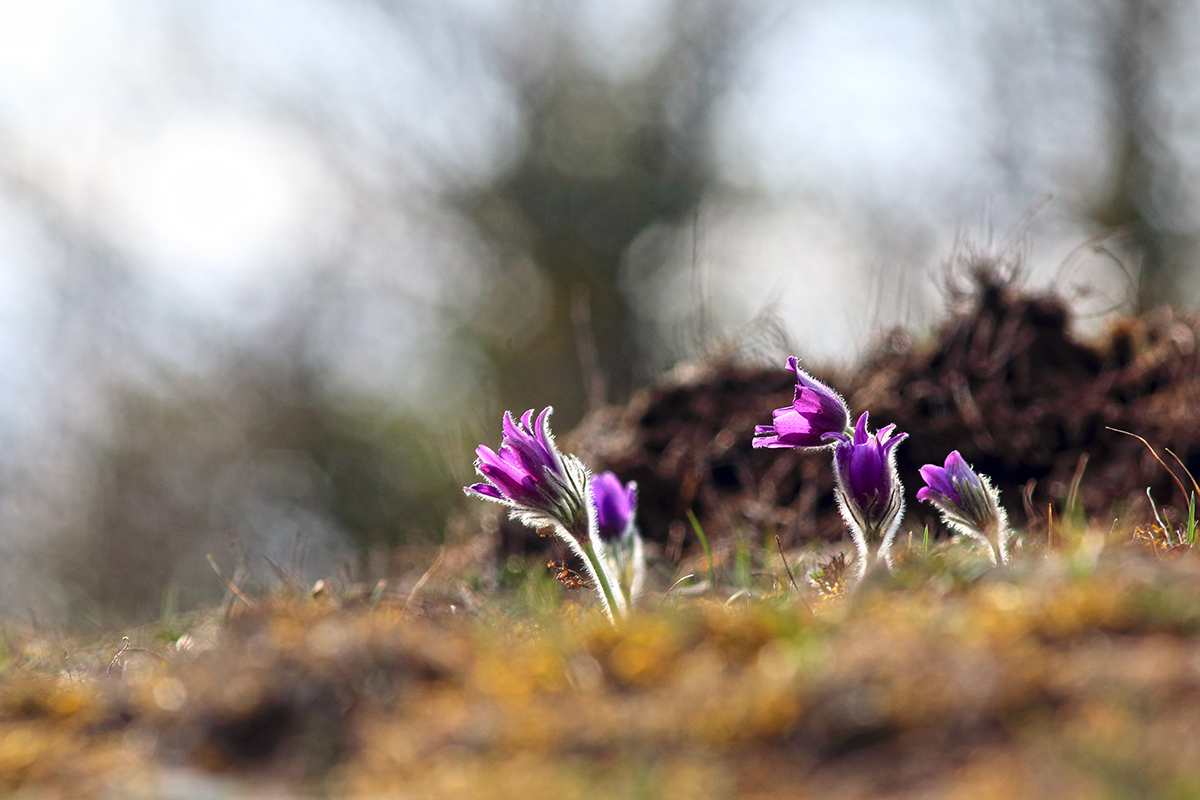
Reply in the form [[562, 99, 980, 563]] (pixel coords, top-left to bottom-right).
[[1, 0, 1198, 625]]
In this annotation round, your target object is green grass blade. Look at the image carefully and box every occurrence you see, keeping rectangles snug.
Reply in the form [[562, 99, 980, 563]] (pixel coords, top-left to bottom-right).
[[686, 509, 716, 594]]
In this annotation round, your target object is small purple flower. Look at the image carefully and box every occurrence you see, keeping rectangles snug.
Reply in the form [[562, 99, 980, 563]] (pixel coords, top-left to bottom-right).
[[590, 471, 645, 604], [591, 472, 637, 543], [918, 451, 1009, 563], [917, 451, 979, 511], [827, 412, 907, 576], [466, 407, 590, 538], [753, 357, 851, 449]]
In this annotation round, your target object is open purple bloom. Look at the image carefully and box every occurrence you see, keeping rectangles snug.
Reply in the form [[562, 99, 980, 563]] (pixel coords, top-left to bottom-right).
[[591, 472, 637, 543], [753, 357, 850, 449], [466, 407, 590, 537], [918, 451, 1009, 563], [826, 412, 907, 577]]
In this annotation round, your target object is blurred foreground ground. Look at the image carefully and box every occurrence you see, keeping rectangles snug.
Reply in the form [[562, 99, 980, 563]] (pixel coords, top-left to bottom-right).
[[3, 536, 1200, 799]]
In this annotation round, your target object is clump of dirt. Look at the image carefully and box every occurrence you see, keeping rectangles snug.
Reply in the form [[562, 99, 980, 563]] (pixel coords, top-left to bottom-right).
[[855, 261, 1200, 542], [530, 258, 1200, 562]]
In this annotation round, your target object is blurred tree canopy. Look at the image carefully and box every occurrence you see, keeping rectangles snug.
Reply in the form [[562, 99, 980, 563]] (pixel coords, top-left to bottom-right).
[[1086, 0, 1198, 310], [457, 1, 756, 420]]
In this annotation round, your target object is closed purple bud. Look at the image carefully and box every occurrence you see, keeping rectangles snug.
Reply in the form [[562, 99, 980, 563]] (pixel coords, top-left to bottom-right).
[[918, 451, 1009, 563], [591, 472, 637, 543], [753, 357, 851, 450]]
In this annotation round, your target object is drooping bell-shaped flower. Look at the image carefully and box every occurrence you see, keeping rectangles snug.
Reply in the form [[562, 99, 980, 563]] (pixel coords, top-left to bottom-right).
[[826, 412, 908, 580], [590, 471, 645, 605], [754, 357, 851, 449], [466, 408, 626, 621], [918, 451, 1010, 564]]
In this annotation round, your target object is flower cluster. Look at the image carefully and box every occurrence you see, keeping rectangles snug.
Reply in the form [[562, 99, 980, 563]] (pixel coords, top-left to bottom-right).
[[466, 358, 1014, 620], [757, 360, 907, 581], [467, 408, 591, 537], [755, 357, 1009, 583], [753, 357, 849, 449], [466, 408, 641, 621]]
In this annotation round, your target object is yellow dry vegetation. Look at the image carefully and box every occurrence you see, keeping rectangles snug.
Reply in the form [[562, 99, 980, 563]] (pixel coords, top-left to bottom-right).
[[3, 543, 1200, 799]]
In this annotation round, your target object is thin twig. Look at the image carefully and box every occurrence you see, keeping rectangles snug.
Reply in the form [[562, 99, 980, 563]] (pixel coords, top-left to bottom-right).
[[662, 574, 695, 603], [1165, 448, 1200, 497], [1107, 427, 1190, 505], [776, 535, 813, 615], [1021, 479, 1038, 525], [1147, 487, 1169, 533], [1066, 453, 1089, 519], [207, 553, 254, 608], [107, 638, 130, 674], [1047, 504, 1054, 551], [400, 548, 445, 618], [107, 637, 169, 674]]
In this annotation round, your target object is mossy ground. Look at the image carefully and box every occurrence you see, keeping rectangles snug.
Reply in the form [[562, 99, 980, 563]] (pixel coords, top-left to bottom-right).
[[4, 527, 1200, 799]]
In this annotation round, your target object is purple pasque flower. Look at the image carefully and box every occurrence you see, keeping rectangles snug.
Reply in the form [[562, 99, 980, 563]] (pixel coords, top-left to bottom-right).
[[590, 471, 645, 604], [591, 471, 637, 543], [467, 408, 627, 621], [753, 357, 851, 449], [826, 412, 907, 576], [918, 451, 1010, 563], [466, 407, 590, 539]]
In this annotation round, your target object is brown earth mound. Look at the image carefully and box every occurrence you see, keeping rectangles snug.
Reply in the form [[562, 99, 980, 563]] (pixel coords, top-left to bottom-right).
[[503, 263, 1200, 563]]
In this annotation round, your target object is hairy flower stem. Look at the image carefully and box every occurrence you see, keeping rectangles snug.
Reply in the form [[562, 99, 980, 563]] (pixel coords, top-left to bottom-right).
[[583, 536, 626, 623], [981, 521, 1013, 565], [562, 520, 626, 623], [847, 520, 900, 584]]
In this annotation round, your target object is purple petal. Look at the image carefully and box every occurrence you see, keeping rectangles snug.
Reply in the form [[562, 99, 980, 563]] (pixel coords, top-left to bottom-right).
[[752, 432, 787, 448], [918, 463, 952, 494], [881, 430, 907, 457], [944, 451, 983, 492], [852, 412, 870, 444], [592, 471, 637, 542], [500, 408, 557, 478], [466, 483, 503, 500], [768, 406, 827, 447], [918, 451, 967, 508], [476, 452, 538, 504], [534, 407, 556, 455]]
